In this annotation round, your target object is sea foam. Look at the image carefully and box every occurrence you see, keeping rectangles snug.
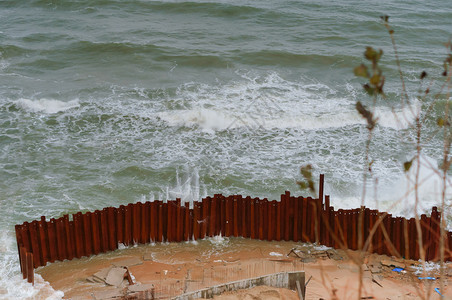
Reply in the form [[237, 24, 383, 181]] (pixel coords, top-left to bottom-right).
[[15, 98, 80, 114]]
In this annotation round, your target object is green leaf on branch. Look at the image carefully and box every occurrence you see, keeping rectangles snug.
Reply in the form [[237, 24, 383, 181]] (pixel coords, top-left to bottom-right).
[[420, 71, 427, 80], [364, 47, 383, 63], [354, 64, 369, 78], [404, 159, 413, 172], [370, 74, 381, 85], [363, 84, 375, 96], [297, 164, 315, 193], [356, 101, 377, 130]]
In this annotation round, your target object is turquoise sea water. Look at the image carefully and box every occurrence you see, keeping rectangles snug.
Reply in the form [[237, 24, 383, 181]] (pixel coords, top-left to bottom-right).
[[0, 0, 451, 298]]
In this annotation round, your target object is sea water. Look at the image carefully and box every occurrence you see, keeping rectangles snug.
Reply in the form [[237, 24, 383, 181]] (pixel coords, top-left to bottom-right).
[[0, 0, 451, 298]]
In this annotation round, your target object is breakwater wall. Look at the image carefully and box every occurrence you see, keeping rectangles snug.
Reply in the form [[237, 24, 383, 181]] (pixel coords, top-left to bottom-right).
[[15, 175, 452, 285]]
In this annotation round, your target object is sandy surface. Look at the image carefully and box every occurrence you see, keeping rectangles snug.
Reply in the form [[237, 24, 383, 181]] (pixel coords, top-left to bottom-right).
[[35, 237, 452, 299]]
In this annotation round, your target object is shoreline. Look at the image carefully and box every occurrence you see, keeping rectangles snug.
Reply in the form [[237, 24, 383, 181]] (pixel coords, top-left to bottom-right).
[[35, 237, 451, 299]]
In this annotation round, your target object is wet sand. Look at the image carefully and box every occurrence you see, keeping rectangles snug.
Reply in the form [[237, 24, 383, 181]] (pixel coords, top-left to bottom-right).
[[35, 237, 451, 299]]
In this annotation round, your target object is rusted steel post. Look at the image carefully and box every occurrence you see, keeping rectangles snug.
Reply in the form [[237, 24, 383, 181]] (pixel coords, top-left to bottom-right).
[[301, 197, 307, 242], [107, 207, 117, 250], [420, 214, 428, 260], [81, 213, 92, 257], [20, 246, 26, 279], [363, 208, 370, 249], [308, 197, 316, 242], [262, 198, 269, 240], [15, 226, 24, 273], [167, 201, 173, 242], [316, 197, 322, 244], [324, 194, 330, 212], [29, 221, 41, 268], [226, 196, 232, 237], [250, 197, 256, 239], [116, 206, 124, 245], [201, 198, 209, 239], [149, 202, 156, 242], [350, 210, 356, 250], [184, 202, 190, 241], [38, 217, 50, 266], [176, 198, 182, 242], [220, 196, 226, 235], [124, 205, 132, 245], [275, 199, 281, 241], [281, 193, 289, 241], [330, 207, 337, 248], [279, 195, 285, 240], [26, 252, 34, 285], [233, 197, 239, 237], [132, 203, 141, 244], [73, 213, 83, 258], [140, 202, 148, 244], [293, 196, 299, 242], [62, 215, 74, 260], [236, 196, 242, 237], [429, 207, 440, 260], [242, 197, 251, 238], [367, 210, 375, 253], [143, 202, 151, 244], [20, 222, 32, 254], [319, 174, 324, 205], [55, 218, 67, 260], [193, 201, 199, 240], [99, 209, 109, 252], [287, 193, 293, 241], [258, 199, 264, 240], [209, 196, 217, 237], [157, 201, 163, 242], [163, 201, 169, 242], [449, 232, 452, 261], [267, 200, 275, 241], [92, 211, 101, 255], [384, 214, 393, 256]]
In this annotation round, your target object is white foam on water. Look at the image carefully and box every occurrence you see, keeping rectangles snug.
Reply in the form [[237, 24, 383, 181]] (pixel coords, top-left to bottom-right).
[[156, 72, 418, 132], [157, 103, 416, 132], [15, 98, 80, 114], [0, 231, 64, 300], [269, 252, 283, 256], [330, 155, 451, 226]]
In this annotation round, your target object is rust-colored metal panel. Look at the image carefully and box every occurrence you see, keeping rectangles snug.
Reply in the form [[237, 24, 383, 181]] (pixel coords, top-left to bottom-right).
[[38, 217, 50, 265], [226, 196, 232, 237], [233, 197, 238, 237], [124, 204, 133, 245], [176, 198, 182, 242], [73, 213, 83, 258], [149, 202, 156, 242], [276, 200, 281, 241], [82, 213, 92, 257], [141, 202, 148, 244], [157, 201, 163, 242], [301, 197, 308, 242], [262, 198, 268, 241], [29, 221, 41, 267], [91, 211, 101, 255], [250, 197, 255, 239], [99, 210, 109, 253], [116, 206, 125, 245], [63, 215, 74, 260], [293, 196, 299, 242], [26, 252, 34, 285], [107, 207, 117, 251], [209, 196, 216, 237], [132, 203, 141, 244], [20, 247, 26, 279]]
